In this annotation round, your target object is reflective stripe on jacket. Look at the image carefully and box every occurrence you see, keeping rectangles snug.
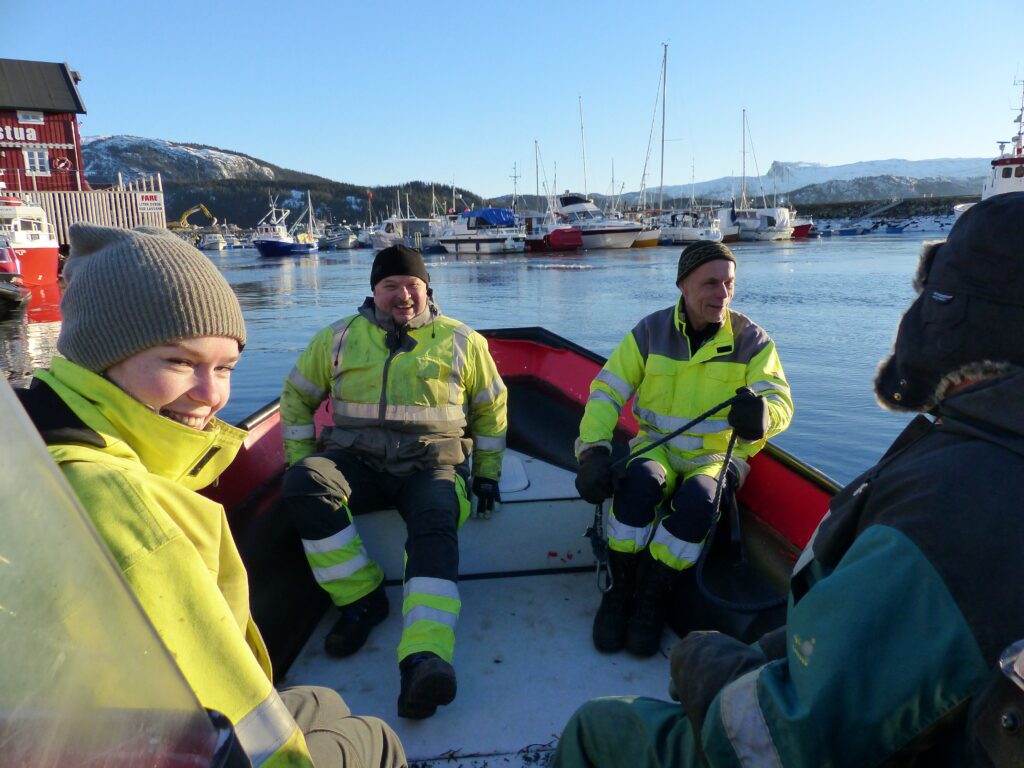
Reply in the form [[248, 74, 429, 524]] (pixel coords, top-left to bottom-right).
[[30, 358, 313, 768], [578, 300, 793, 473], [281, 301, 508, 479]]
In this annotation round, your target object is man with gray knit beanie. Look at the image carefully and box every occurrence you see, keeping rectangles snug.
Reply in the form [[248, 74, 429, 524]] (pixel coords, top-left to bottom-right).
[[17, 224, 407, 768], [575, 239, 793, 657]]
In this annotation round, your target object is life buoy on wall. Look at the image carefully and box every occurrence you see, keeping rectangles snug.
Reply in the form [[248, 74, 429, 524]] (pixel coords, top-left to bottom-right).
[[53, 157, 71, 171]]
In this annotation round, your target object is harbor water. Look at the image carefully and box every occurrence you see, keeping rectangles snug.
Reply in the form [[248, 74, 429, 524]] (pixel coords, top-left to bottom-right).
[[0, 233, 941, 486]]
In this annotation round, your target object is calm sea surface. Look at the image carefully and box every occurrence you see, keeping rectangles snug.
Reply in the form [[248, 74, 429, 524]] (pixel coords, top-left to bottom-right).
[[1, 232, 944, 485]]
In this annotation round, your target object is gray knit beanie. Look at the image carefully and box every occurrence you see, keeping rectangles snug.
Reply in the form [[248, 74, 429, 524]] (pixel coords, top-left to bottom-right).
[[58, 224, 247, 372]]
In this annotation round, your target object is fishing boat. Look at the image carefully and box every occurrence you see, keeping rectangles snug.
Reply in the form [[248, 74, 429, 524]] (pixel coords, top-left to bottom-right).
[[791, 215, 816, 239], [199, 327, 833, 764], [437, 208, 526, 254], [252, 194, 319, 258], [954, 82, 1024, 219], [0, 195, 60, 286]]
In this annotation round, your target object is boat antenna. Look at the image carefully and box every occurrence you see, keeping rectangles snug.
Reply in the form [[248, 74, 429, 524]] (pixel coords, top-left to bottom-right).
[[578, 95, 589, 197], [509, 162, 520, 212], [659, 42, 667, 212]]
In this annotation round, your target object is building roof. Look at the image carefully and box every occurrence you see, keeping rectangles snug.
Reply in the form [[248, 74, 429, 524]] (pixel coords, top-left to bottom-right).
[[0, 59, 87, 114]]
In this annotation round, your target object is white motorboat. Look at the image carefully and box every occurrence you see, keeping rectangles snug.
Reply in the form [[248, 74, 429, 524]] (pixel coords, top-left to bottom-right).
[[320, 224, 358, 250], [198, 233, 226, 251], [437, 208, 526, 255], [955, 82, 1024, 219], [659, 210, 724, 244], [553, 193, 642, 250]]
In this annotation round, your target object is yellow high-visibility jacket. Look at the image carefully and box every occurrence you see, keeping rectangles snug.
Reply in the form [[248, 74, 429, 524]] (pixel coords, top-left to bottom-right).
[[27, 358, 313, 768], [281, 300, 507, 480], [578, 300, 793, 476]]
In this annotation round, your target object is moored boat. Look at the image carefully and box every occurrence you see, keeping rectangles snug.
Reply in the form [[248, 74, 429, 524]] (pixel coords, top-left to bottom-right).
[[0, 195, 59, 285], [200, 327, 835, 764], [437, 208, 526, 254], [954, 82, 1024, 219], [252, 196, 318, 258], [522, 210, 583, 252], [0, 237, 30, 310], [198, 232, 226, 251], [554, 193, 643, 249], [659, 209, 724, 244]]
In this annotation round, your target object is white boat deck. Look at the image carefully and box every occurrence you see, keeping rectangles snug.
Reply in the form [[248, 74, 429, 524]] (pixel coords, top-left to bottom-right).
[[280, 452, 679, 766]]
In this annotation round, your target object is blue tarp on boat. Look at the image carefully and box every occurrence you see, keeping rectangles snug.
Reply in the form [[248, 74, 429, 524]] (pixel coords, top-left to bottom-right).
[[463, 208, 516, 227]]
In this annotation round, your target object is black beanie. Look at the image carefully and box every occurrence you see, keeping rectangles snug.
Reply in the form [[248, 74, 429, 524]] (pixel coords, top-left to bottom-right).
[[676, 241, 737, 284], [370, 244, 430, 288]]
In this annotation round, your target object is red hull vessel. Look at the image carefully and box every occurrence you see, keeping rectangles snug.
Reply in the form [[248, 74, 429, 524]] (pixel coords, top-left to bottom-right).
[[525, 225, 583, 252]]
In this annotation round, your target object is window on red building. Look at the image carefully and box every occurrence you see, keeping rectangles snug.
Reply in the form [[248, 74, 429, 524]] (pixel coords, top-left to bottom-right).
[[23, 150, 50, 176]]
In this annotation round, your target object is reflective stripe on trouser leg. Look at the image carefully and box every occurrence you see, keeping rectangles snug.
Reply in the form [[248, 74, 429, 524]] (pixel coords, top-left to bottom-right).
[[650, 469, 725, 571], [302, 519, 384, 607], [608, 456, 669, 554], [282, 452, 384, 606], [234, 688, 303, 767], [397, 576, 461, 663]]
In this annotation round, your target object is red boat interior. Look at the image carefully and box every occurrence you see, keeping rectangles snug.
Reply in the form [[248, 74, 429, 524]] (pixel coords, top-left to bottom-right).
[[208, 327, 837, 678]]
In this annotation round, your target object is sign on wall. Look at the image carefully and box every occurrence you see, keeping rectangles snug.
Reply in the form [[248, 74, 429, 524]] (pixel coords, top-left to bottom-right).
[[135, 192, 164, 214]]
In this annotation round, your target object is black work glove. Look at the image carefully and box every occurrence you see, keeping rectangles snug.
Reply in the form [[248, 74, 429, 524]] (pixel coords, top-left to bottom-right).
[[471, 477, 501, 519], [575, 447, 614, 504], [728, 390, 769, 441]]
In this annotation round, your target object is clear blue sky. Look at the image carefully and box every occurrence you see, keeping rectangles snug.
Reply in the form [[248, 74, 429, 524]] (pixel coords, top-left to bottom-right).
[[5, 0, 1022, 198]]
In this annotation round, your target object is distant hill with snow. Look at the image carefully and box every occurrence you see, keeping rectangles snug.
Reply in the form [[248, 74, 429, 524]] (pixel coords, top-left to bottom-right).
[[624, 158, 988, 204], [81, 135, 483, 227], [81, 135, 988, 222]]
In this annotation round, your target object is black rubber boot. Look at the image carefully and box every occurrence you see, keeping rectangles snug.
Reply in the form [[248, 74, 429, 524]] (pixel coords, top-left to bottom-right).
[[626, 556, 680, 657], [592, 550, 640, 653], [397, 652, 457, 719], [324, 583, 389, 658]]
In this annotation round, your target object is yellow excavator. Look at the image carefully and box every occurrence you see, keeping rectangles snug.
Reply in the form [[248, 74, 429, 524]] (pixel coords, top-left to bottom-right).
[[170, 203, 218, 230]]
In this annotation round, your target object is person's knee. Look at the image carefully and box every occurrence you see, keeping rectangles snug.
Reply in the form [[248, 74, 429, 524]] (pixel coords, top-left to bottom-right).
[[615, 461, 666, 524], [666, 475, 719, 543], [282, 455, 351, 502]]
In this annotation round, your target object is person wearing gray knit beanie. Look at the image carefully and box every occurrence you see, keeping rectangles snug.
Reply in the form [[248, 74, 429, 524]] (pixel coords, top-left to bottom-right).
[[16, 223, 408, 766]]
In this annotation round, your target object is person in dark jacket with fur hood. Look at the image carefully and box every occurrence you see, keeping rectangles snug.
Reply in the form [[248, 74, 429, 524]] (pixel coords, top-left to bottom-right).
[[552, 192, 1024, 767]]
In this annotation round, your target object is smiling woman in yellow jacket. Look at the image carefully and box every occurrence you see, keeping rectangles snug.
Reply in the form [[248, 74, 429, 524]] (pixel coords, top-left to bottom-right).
[[17, 225, 406, 768]]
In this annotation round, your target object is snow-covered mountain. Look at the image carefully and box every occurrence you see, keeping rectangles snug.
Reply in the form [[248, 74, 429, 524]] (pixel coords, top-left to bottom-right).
[[626, 158, 989, 204], [83, 135, 278, 183]]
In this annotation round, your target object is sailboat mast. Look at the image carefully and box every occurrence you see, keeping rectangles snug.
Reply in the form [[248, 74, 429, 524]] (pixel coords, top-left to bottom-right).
[[741, 108, 747, 208], [535, 140, 540, 209], [659, 42, 667, 212], [579, 95, 589, 197]]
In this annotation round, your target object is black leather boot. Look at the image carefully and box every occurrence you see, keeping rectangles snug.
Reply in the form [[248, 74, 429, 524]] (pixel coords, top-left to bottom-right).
[[397, 652, 457, 719], [592, 550, 640, 653], [324, 582, 389, 657], [626, 555, 680, 657]]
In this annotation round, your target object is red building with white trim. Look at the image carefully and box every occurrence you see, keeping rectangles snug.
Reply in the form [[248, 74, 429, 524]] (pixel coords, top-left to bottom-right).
[[0, 58, 88, 193]]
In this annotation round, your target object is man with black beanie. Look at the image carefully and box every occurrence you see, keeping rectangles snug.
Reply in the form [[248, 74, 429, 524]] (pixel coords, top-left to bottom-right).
[[574, 240, 793, 658], [280, 244, 508, 720]]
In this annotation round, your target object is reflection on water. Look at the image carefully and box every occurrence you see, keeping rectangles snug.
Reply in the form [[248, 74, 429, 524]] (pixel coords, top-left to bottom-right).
[[1, 282, 63, 388], [1, 236, 940, 485]]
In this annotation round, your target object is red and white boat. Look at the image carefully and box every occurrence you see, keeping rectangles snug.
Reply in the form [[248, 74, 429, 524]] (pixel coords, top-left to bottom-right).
[[791, 215, 816, 239], [955, 82, 1024, 218], [522, 210, 583, 252], [0, 195, 60, 286]]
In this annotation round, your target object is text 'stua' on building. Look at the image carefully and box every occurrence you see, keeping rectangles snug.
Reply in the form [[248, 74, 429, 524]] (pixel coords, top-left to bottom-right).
[[0, 58, 88, 193]]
